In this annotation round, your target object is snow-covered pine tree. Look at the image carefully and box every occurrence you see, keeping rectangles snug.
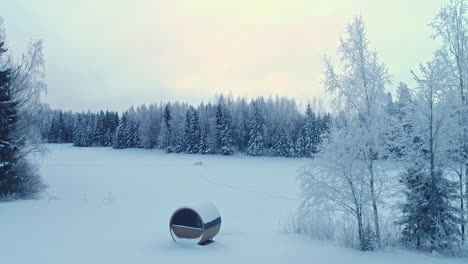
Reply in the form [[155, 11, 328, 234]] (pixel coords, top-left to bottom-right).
[[303, 104, 317, 157], [207, 116, 218, 154], [246, 101, 265, 156], [61, 111, 74, 143], [0, 37, 44, 199], [294, 132, 306, 158], [199, 128, 209, 154], [56, 111, 65, 143], [362, 224, 377, 251], [103, 111, 117, 147], [93, 111, 106, 146], [128, 120, 141, 148], [398, 163, 462, 250], [0, 54, 21, 197], [85, 113, 95, 147], [384, 83, 414, 159], [197, 103, 212, 154], [73, 114, 90, 147], [113, 113, 130, 149], [398, 163, 432, 248], [215, 102, 234, 155], [145, 116, 160, 149], [232, 98, 249, 152], [170, 103, 187, 153], [110, 112, 120, 141], [47, 115, 59, 143], [158, 120, 171, 152], [158, 104, 172, 152], [49, 111, 70, 143], [184, 106, 200, 154], [271, 127, 293, 157], [139, 105, 160, 149]]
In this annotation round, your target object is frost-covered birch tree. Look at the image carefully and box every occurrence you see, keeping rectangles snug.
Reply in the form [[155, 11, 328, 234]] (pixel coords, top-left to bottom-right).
[[431, 0, 468, 242], [398, 51, 463, 251], [322, 16, 390, 248], [299, 117, 373, 250]]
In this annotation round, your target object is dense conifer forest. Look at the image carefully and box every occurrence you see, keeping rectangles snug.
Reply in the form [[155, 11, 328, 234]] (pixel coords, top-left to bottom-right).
[[41, 96, 331, 158]]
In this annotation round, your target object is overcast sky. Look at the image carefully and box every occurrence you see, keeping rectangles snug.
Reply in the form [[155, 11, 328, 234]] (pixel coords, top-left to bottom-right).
[[1, 0, 444, 112]]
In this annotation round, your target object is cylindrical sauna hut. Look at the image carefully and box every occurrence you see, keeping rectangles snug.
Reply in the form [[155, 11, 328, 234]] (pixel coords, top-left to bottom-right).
[[169, 202, 221, 245]]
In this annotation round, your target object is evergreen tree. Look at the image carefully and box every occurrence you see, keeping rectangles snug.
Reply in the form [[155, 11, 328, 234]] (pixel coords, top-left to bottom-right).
[[271, 127, 293, 157], [104, 111, 119, 147], [0, 56, 21, 196], [184, 106, 200, 153], [47, 115, 60, 143], [199, 128, 210, 154], [303, 104, 317, 157], [113, 113, 130, 149], [0, 38, 44, 198], [398, 163, 462, 250], [139, 106, 160, 149], [215, 102, 234, 155], [93, 111, 106, 146], [206, 116, 218, 154], [398, 163, 432, 248], [294, 132, 307, 158], [60, 111, 73, 143], [158, 104, 172, 152], [58, 112, 66, 142], [73, 114, 90, 147], [362, 224, 377, 251], [246, 101, 264, 156], [124, 115, 141, 148], [170, 104, 186, 153]]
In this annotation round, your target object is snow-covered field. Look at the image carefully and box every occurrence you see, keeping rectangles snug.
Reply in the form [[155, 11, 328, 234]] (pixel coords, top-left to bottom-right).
[[0, 144, 465, 264]]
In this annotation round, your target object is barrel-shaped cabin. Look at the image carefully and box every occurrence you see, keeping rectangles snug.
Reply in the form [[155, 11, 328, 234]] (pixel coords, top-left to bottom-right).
[[169, 202, 221, 245]]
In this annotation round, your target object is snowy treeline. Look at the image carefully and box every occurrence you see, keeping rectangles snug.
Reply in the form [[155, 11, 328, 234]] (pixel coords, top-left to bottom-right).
[[41, 96, 331, 158], [298, 0, 468, 254]]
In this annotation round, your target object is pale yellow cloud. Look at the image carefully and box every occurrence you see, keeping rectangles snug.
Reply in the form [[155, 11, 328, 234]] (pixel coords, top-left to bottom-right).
[[0, 0, 446, 111]]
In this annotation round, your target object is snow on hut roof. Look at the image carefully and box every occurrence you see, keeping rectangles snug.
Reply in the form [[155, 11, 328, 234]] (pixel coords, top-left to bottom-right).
[[182, 201, 220, 224]]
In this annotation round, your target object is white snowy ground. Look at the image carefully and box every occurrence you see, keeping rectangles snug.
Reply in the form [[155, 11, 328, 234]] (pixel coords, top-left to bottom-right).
[[0, 144, 465, 264]]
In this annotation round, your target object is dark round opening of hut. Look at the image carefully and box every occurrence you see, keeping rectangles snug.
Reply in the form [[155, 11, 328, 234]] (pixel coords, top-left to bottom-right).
[[169, 202, 221, 245]]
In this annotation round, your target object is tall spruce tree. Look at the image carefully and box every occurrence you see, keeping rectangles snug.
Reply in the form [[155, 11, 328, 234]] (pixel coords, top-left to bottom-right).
[[0, 50, 20, 196], [215, 102, 234, 155], [127, 119, 141, 148], [158, 104, 172, 152], [47, 115, 60, 143], [0, 38, 44, 198], [271, 127, 293, 157], [398, 163, 462, 250], [73, 114, 89, 147], [199, 128, 209, 154], [294, 131, 307, 158], [184, 106, 200, 154], [246, 101, 265, 156], [303, 104, 317, 157], [398, 163, 433, 248], [93, 111, 106, 146], [113, 113, 130, 149]]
